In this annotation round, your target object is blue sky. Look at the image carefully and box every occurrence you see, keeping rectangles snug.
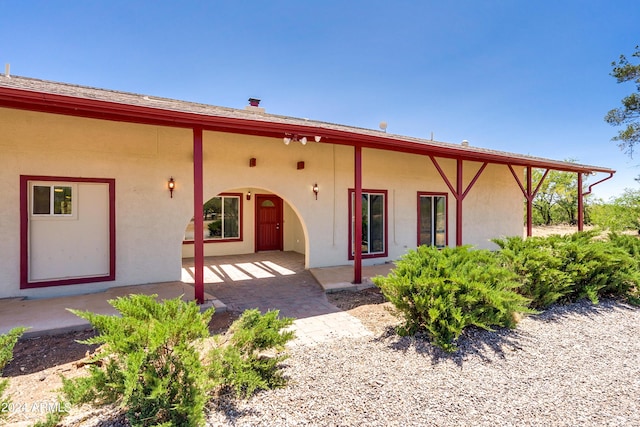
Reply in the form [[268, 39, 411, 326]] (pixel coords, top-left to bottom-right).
[[2, 0, 639, 199]]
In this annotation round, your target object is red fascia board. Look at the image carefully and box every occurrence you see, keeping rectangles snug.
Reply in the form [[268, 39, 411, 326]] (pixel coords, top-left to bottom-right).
[[0, 86, 614, 174]]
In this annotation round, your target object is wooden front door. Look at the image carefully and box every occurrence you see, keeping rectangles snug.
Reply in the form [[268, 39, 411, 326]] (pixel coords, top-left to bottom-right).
[[256, 195, 283, 251]]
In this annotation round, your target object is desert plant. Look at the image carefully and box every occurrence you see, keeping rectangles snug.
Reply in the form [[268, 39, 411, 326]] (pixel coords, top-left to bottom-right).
[[494, 236, 574, 308], [0, 327, 27, 420], [497, 232, 640, 306], [374, 245, 532, 352], [64, 295, 214, 427], [63, 297, 295, 426], [209, 309, 294, 397]]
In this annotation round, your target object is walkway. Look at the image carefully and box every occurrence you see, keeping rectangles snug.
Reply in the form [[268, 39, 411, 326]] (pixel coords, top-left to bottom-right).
[[1, 252, 394, 346], [182, 251, 393, 345]]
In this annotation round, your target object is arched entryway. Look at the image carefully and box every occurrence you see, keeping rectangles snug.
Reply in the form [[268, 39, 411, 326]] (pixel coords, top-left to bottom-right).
[[180, 187, 309, 284]]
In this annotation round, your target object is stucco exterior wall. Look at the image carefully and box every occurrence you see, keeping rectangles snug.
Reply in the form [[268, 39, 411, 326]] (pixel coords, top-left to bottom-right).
[[1, 107, 194, 298], [1, 107, 525, 299]]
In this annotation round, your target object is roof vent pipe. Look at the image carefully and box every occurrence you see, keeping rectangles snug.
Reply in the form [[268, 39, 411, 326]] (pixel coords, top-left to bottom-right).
[[245, 97, 265, 113], [461, 140, 469, 146], [4, 63, 10, 78]]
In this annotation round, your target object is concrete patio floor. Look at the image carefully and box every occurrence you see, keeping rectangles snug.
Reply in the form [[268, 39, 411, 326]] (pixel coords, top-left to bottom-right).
[[0, 252, 394, 345]]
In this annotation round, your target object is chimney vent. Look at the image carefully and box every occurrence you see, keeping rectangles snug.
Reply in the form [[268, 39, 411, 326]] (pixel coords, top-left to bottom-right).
[[245, 97, 265, 113]]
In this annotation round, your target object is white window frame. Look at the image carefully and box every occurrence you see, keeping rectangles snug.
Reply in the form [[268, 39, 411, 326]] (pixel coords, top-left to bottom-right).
[[30, 182, 77, 220], [418, 192, 447, 248]]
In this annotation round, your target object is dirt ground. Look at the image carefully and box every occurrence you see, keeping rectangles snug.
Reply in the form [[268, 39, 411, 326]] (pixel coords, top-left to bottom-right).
[[1, 290, 392, 426]]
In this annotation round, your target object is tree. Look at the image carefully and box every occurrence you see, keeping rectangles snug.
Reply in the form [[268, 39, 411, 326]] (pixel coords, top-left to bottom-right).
[[605, 45, 640, 160], [590, 189, 640, 231], [530, 162, 588, 226]]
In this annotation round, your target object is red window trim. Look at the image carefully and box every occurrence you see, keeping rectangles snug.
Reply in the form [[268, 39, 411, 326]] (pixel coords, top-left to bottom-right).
[[182, 192, 244, 244], [417, 191, 449, 248], [20, 175, 116, 289], [348, 188, 388, 260]]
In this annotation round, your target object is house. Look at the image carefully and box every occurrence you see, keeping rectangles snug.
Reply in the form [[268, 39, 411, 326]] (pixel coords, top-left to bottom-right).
[[0, 74, 615, 301]]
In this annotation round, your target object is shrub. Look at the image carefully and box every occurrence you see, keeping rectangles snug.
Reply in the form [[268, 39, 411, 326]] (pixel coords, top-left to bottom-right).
[[63, 296, 295, 426], [496, 232, 640, 306], [373, 246, 532, 352], [65, 295, 214, 427], [494, 236, 574, 308], [0, 327, 27, 420], [208, 309, 294, 397]]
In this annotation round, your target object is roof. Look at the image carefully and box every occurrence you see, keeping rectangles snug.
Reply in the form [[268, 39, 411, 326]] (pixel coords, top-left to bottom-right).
[[0, 74, 614, 174]]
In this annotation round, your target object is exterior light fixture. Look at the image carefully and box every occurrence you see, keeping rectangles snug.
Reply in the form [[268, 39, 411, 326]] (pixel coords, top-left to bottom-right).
[[247, 190, 251, 201], [313, 183, 319, 200], [283, 134, 314, 146], [168, 177, 175, 198]]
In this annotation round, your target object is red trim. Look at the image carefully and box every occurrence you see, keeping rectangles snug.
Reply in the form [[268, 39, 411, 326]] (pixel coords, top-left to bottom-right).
[[508, 165, 550, 237], [456, 160, 463, 246], [0, 85, 615, 175], [417, 192, 449, 247], [181, 192, 244, 244], [354, 147, 362, 283], [429, 157, 487, 246], [348, 188, 389, 262], [584, 172, 615, 197], [578, 173, 584, 231], [20, 175, 116, 289], [193, 128, 204, 304]]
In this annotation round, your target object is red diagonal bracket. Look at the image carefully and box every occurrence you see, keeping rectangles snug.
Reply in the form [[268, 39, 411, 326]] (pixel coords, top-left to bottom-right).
[[429, 156, 488, 246], [508, 165, 550, 237]]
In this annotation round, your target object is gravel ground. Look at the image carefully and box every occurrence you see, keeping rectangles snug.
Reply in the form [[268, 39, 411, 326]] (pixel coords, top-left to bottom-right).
[[207, 299, 640, 427]]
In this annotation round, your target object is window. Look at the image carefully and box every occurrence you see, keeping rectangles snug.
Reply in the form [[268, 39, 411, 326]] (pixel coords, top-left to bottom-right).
[[418, 192, 447, 248], [32, 184, 73, 215], [349, 189, 387, 259], [184, 193, 242, 242]]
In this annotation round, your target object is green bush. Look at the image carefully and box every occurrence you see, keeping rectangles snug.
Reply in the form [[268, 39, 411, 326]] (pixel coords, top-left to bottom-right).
[[373, 246, 532, 352], [0, 327, 27, 420], [496, 232, 640, 306], [494, 236, 574, 308], [208, 309, 294, 397], [208, 220, 222, 237], [608, 232, 640, 268], [63, 296, 295, 426], [589, 189, 640, 232], [65, 295, 214, 427]]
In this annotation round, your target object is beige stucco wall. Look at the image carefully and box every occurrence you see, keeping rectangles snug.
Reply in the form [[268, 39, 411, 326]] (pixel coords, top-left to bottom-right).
[[0, 107, 525, 299]]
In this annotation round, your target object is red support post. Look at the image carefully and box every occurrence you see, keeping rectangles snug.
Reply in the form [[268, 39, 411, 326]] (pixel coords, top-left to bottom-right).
[[193, 128, 205, 304], [577, 172, 584, 232], [353, 145, 362, 284], [456, 159, 463, 246], [526, 166, 533, 237]]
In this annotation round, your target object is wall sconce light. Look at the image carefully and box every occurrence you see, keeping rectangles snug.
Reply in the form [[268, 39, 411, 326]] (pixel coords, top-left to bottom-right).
[[314, 136, 322, 142], [168, 177, 175, 198], [313, 183, 319, 200], [297, 161, 305, 170], [249, 157, 257, 167], [246, 191, 251, 201]]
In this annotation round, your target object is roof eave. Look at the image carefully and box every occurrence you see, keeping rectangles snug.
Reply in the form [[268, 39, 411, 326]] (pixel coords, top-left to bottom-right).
[[0, 85, 615, 175]]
